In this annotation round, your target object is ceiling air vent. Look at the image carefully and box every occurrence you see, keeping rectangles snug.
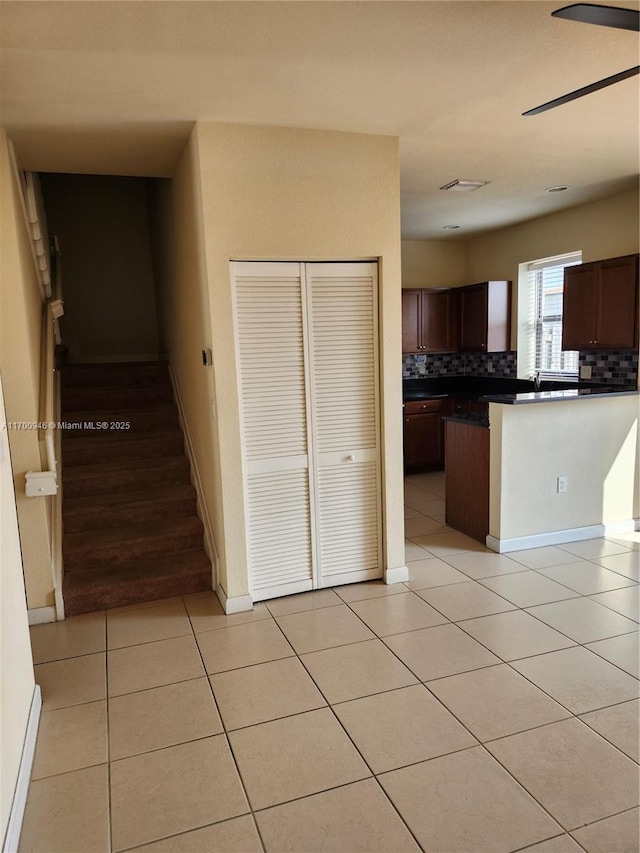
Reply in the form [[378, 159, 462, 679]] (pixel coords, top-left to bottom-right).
[[440, 179, 490, 192]]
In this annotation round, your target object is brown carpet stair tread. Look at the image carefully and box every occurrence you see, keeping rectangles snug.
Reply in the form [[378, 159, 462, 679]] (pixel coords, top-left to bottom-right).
[[64, 483, 196, 512], [61, 362, 171, 389], [60, 361, 211, 614], [62, 551, 211, 617], [61, 385, 175, 411], [60, 406, 179, 435], [63, 455, 189, 479], [63, 485, 197, 533], [64, 516, 204, 571], [62, 430, 185, 466]]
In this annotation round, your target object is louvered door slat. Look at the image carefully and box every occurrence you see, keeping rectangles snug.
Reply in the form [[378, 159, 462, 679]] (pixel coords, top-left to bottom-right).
[[307, 263, 382, 587], [235, 262, 313, 599]]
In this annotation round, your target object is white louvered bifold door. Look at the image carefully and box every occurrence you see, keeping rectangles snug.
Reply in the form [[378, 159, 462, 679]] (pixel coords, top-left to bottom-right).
[[234, 262, 314, 600], [306, 262, 382, 587]]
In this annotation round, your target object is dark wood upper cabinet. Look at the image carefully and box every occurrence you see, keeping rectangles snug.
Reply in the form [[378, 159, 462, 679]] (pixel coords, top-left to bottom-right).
[[402, 288, 457, 353], [459, 280, 511, 352], [562, 254, 638, 350], [402, 290, 421, 353], [422, 289, 457, 352], [562, 264, 598, 349]]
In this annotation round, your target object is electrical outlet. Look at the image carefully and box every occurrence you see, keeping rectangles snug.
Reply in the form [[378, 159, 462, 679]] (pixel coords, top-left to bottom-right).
[[557, 476, 568, 494], [487, 361, 494, 374], [580, 365, 592, 379]]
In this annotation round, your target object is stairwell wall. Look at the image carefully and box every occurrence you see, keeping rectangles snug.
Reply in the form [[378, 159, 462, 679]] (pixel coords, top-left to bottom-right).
[[40, 174, 160, 363], [149, 130, 222, 593], [0, 130, 54, 610]]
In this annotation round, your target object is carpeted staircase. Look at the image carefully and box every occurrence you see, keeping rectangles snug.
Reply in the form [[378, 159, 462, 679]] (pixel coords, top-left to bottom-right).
[[60, 362, 212, 616]]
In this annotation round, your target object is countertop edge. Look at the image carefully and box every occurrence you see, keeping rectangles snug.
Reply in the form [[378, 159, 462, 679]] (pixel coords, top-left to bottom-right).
[[482, 389, 640, 405]]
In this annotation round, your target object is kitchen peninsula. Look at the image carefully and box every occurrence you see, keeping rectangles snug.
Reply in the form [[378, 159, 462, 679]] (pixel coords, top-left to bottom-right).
[[404, 377, 639, 548]]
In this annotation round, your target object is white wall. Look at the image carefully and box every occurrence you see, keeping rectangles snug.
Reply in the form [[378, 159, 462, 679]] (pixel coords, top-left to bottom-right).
[[40, 174, 160, 362], [0, 371, 36, 845], [159, 122, 404, 601], [489, 396, 640, 542]]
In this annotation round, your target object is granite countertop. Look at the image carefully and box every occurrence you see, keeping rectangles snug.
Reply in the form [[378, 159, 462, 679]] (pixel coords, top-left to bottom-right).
[[403, 376, 638, 405]]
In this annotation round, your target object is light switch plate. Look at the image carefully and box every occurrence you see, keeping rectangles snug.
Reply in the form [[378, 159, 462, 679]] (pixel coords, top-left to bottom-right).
[[580, 365, 592, 379]]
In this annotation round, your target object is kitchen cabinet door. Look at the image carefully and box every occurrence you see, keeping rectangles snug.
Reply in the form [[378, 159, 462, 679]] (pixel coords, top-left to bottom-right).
[[459, 283, 488, 351], [595, 255, 638, 348], [403, 413, 443, 471], [562, 263, 598, 349], [459, 281, 511, 352], [422, 289, 455, 352], [402, 290, 422, 353], [563, 255, 639, 350]]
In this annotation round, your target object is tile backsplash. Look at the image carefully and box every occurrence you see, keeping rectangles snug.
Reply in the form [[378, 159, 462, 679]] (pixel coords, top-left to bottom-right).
[[403, 349, 638, 385], [402, 351, 517, 380], [579, 349, 638, 386]]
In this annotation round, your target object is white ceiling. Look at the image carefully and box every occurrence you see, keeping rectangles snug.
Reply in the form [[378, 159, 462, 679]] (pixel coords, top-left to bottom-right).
[[1, 1, 638, 238]]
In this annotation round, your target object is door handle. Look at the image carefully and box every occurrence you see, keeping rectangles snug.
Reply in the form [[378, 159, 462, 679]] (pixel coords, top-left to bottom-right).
[[346, 455, 355, 462]]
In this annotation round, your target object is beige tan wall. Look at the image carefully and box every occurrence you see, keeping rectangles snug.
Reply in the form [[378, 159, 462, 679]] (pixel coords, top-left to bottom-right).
[[401, 239, 467, 288], [0, 130, 53, 609], [185, 122, 403, 599], [0, 371, 36, 841], [467, 189, 640, 284], [467, 189, 640, 350], [150, 137, 221, 586], [490, 396, 639, 541], [40, 174, 160, 362]]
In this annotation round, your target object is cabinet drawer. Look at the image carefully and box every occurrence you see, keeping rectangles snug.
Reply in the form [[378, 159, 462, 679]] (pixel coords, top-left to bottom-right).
[[404, 399, 443, 415]]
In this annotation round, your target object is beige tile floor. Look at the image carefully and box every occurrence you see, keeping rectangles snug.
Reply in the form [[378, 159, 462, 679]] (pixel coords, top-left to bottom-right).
[[20, 470, 640, 852]]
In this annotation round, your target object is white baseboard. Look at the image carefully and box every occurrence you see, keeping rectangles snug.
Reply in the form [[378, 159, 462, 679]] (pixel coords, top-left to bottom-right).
[[385, 565, 409, 584], [27, 606, 56, 626], [167, 360, 219, 590], [487, 518, 639, 554], [216, 585, 253, 614], [69, 353, 161, 364], [3, 685, 42, 853]]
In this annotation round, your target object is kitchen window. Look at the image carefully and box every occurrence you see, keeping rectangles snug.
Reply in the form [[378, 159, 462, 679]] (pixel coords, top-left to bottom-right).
[[518, 252, 582, 380]]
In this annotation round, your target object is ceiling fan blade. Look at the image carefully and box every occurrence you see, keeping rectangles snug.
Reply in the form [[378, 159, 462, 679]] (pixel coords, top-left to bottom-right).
[[523, 65, 639, 115], [552, 3, 640, 31]]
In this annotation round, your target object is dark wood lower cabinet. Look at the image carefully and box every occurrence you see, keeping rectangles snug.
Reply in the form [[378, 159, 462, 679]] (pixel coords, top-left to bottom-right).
[[403, 402, 443, 472], [445, 419, 489, 543]]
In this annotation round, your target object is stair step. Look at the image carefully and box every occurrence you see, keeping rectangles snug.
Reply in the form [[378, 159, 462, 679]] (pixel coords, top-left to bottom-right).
[[63, 484, 198, 532], [63, 456, 190, 498], [64, 515, 204, 571], [62, 384, 174, 412], [61, 362, 170, 389], [60, 406, 180, 437], [62, 429, 185, 467], [62, 550, 212, 617]]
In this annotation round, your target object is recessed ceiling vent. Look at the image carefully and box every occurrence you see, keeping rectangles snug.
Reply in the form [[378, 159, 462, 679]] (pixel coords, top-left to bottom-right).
[[440, 179, 490, 192]]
